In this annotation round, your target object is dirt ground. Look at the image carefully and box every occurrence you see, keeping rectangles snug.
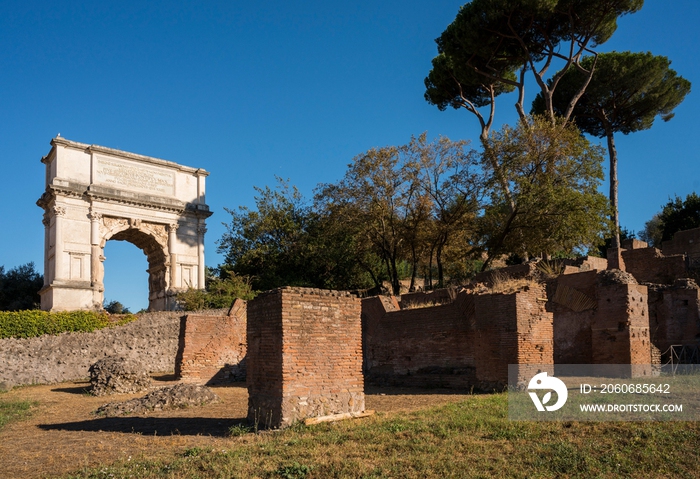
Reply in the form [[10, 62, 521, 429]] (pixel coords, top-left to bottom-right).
[[0, 375, 474, 479]]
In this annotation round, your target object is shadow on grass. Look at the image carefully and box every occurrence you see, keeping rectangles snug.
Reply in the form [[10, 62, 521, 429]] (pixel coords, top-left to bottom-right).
[[365, 385, 498, 396], [38, 416, 247, 437]]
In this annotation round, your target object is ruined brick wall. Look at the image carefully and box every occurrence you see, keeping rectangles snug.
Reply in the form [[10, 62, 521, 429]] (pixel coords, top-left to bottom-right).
[[550, 270, 653, 375], [473, 285, 553, 387], [592, 280, 651, 375], [363, 285, 552, 389], [174, 300, 247, 385], [398, 288, 456, 309], [662, 227, 700, 257], [620, 248, 687, 284], [647, 280, 700, 353], [362, 293, 475, 388], [247, 287, 364, 429], [550, 271, 598, 364], [473, 263, 536, 284]]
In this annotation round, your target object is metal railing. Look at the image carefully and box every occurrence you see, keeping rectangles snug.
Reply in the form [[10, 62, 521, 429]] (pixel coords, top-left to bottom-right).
[[661, 344, 700, 375]]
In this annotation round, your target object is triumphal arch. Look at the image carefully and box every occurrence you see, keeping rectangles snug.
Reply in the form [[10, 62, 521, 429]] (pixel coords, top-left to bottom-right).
[[36, 137, 212, 311]]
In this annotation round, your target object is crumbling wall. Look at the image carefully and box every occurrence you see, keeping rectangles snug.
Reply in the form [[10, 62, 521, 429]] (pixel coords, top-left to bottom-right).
[[593, 283, 650, 363], [662, 227, 700, 257], [473, 263, 537, 284], [174, 301, 247, 384], [549, 270, 598, 364], [363, 285, 553, 389], [622, 248, 686, 284], [549, 270, 653, 375], [647, 280, 700, 353], [362, 294, 475, 388], [473, 285, 553, 387], [0, 312, 183, 389], [247, 287, 364, 429]]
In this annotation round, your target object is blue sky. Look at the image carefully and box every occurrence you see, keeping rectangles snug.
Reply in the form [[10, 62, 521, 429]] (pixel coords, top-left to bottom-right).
[[1, 1, 699, 311]]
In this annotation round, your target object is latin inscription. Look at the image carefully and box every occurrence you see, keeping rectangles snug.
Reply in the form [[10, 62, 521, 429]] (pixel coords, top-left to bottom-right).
[[95, 156, 175, 197]]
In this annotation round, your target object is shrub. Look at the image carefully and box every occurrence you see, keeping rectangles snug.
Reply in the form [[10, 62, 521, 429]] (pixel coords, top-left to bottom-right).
[[0, 310, 137, 339], [177, 271, 256, 311]]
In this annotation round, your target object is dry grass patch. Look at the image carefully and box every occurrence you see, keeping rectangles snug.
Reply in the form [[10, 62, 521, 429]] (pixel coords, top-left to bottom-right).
[[488, 271, 538, 294]]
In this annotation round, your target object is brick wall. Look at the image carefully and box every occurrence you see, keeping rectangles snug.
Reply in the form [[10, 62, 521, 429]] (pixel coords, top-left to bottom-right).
[[592, 282, 652, 376], [608, 246, 687, 284], [648, 280, 700, 353], [247, 287, 364, 429], [474, 285, 553, 387], [174, 300, 247, 384], [662, 227, 700, 256], [549, 270, 653, 375], [473, 263, 537, 284], [363, 285, 553, 389], [550, 271, 598, 364], [362, 294, 475, 388]]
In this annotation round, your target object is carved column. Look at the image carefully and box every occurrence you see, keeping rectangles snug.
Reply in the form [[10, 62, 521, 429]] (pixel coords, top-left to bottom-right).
[[88, 211, 103, 287], [53, 205, 66, 280], [197, 225, 206, 289], [42, 214, 50, 286], [168, 223, 179, 289]]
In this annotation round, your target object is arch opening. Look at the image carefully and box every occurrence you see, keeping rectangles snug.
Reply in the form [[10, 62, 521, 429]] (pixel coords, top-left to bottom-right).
[[102, 240, 149, 313], [102, 225, 170, 311]]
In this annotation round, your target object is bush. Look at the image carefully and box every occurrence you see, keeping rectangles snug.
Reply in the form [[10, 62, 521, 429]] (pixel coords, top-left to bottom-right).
[[177, 271, 256, 311], [0, 310, 137, 339]]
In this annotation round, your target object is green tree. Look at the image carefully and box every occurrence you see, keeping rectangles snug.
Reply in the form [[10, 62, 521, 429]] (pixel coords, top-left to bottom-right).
[[658, 193, 700, 243], [533, 52, 691, 250], [314, 145, 413, 295], [403, 134, 482, 288], [0, 263, 43, 311], [478, 116, 611, 269], [103, 300, 131, 314], [176, 267, 256, 311], [425, 0, 644, 136], [639, 213, 663, 248], [218, 178, 312, 291]]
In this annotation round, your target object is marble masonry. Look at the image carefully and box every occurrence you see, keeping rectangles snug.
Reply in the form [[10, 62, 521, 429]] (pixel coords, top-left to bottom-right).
[[37, 137, 212, 311]]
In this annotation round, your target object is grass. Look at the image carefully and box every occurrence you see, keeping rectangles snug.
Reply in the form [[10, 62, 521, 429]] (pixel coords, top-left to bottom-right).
[[489, 271, 537, 294], [62, 393, 700, 478], [0, 393, 36, 431]]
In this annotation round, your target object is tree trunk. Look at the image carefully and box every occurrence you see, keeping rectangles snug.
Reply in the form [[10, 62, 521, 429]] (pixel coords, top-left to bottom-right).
[[390, 255, 400, 296], [426, 243, 435, 290], [606, 125, 621, 251], [436, 234, 447, 289], [409, 244, 418, 292]]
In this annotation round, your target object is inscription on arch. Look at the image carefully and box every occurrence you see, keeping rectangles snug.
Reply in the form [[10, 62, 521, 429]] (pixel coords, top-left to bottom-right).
[[37, 137, 212, 312]]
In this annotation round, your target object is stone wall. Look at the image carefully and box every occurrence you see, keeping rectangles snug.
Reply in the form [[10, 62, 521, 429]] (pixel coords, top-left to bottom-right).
[[363, 284, 553, 389], [174, 302, 247, 384], [247, 287, 364, 429], [0, 312, 183, 389]]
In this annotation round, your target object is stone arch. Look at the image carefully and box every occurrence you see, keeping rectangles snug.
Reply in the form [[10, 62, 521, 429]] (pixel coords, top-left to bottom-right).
[[37, 137, 212, 312], [99, 217, 170, 311]]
